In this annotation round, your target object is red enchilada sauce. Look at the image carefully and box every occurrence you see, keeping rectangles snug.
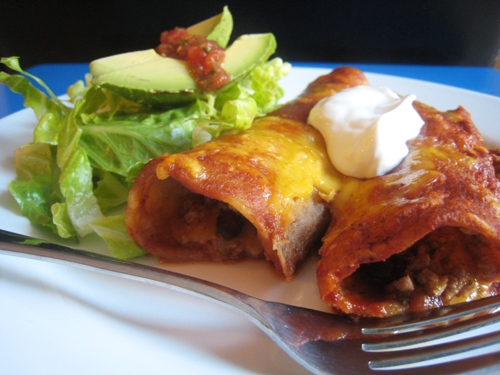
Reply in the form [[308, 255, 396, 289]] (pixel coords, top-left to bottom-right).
[[155, 28, 230, 92]]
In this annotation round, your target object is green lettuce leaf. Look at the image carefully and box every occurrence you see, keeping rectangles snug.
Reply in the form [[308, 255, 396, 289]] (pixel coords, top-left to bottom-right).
[[51, 202, 78, 238], [246, 57, 291, 114], [8, 143, 63, 234], [0, 57, 68, 121], [56, 105, 104, 236], [90, 215, 147, 259], [92, 170, 129, 213], [191, 57, 291, 143], [76, 90, 197, 178]]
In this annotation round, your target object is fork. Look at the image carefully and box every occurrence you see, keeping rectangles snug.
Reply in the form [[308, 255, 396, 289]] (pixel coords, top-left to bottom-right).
[[1, 228, 500, 375]]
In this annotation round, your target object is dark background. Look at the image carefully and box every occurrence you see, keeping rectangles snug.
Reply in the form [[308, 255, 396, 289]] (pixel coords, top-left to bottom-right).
[[1, 0, 500, 70]]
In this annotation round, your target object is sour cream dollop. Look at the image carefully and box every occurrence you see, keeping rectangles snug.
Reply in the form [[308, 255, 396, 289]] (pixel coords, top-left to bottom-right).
[[308, 85, 425, 179]]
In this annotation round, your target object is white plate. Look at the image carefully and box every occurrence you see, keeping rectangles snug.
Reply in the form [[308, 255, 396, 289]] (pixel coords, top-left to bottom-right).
[[1, 67, 500, 375]]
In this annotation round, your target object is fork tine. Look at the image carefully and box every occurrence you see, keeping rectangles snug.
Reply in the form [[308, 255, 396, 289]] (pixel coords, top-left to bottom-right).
[[424, 351, 500, 375], [363, 294, 500, 335], [367, 351, 500, 375], [363, 308, 500, 350], [366, 326, 500, 370]]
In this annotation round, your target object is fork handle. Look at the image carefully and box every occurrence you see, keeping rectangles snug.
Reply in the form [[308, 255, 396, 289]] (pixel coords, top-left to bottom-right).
[[0, 228, 268, 328]]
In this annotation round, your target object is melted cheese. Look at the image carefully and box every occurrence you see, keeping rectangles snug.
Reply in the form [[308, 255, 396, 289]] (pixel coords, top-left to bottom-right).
[[157, 116, 345, 220]]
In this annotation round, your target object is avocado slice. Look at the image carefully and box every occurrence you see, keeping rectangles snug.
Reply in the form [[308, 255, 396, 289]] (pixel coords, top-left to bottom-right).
[[90, 7, 233, 79], [187, 5, 233, 48], [90, 33, 277, 107]]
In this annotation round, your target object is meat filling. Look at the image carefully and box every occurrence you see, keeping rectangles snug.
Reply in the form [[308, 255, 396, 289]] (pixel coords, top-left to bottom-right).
[[348, 226, 500, 311], [170, 189, 265, 260]]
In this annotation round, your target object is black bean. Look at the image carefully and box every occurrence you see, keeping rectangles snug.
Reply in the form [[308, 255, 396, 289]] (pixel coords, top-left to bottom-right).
[[217, 209, 245, 240]]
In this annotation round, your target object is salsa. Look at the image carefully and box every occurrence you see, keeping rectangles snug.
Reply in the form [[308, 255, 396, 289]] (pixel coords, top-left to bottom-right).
[[155, 28, 230, 92]]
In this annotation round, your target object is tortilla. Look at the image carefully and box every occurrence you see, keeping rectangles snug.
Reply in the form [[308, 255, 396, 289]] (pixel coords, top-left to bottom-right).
[[317, 102, 500, 317]]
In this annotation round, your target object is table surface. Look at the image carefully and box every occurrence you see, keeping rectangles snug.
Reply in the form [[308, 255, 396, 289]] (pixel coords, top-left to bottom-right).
[[1, 62, 500, 119]]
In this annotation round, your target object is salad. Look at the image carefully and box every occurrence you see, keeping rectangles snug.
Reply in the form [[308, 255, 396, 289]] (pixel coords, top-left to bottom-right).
[[0, 7, 290, 259]]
